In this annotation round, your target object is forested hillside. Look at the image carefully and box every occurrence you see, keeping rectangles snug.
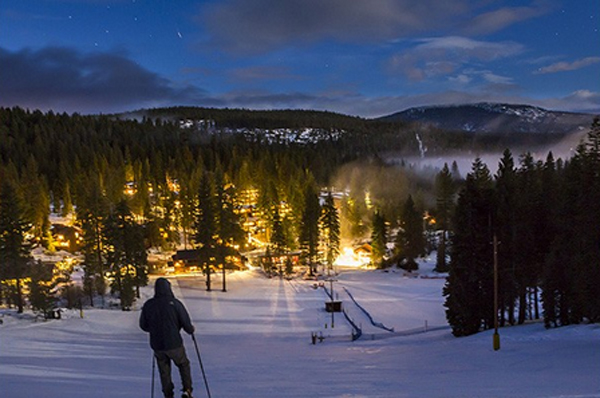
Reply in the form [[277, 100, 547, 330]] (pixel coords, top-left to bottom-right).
[[1, 106, 599, 335], [444, 117, 600, 334], [0, 106, 427, 312]]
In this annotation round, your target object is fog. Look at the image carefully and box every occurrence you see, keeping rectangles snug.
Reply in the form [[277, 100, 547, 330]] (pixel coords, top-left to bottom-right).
[[388, 129, 588, 177], [321, 129, 590, 245]]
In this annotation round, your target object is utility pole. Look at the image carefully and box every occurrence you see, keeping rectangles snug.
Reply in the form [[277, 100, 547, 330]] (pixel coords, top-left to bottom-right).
[[493, 234, 500, 351], [220, 243, 227, 292], [222, 263, 226, 292], [330, 277, 335, 328]]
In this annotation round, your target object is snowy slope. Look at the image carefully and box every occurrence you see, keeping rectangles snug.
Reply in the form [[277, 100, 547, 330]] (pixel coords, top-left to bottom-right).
[[380, 103, 594, 135], [1, 265, 600, 398]]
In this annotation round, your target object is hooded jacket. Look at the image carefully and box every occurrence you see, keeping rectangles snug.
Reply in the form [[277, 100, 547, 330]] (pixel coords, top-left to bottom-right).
[[140, 278, 194, 351]]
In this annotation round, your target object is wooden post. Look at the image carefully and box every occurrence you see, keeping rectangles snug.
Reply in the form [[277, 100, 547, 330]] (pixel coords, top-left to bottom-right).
[[493, 234, 500, 351], [222, 264, 226, 292], [330, 278, 334, 328]]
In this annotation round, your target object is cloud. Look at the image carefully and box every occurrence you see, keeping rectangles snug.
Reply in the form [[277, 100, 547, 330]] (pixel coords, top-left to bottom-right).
[[414, 36, 524, 60], [2, 44, 595, 119], [462, 2, 552, 35], [0, 46, 207, 114], [199, 0, 474, 54], [482, 72, 513, 85], [198, 0, 550, 55], [524, 55, 562, 65], [228, 66, 304, 83], [449, 74, 473, 85], [538, 90, 600, 114], [457, 69, 515, 86], [535, 57, 600, 74], [389, 36, 524, 82]]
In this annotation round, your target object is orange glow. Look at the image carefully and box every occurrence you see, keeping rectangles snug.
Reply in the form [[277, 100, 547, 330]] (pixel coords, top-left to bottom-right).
[[333, 247, 370, 268]]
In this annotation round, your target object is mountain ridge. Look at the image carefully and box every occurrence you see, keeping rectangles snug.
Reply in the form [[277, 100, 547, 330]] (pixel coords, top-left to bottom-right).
[[377, 102, 595, 135], [118, 102, 597, 136]]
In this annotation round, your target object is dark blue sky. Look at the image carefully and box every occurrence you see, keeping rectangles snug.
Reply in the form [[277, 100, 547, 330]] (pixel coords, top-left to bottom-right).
[[1, 0, 599, 117]]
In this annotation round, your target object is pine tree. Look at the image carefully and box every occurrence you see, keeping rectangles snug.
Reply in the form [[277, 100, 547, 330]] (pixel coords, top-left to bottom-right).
[[451, 161, 461, 180], [582, 118, 600, 321], [299, 181, 321, 275], [214, 169, 244, 250], [0, 180, 32, 313], [178, 174, 198, 250], [77, 175, 108, 307], [270, 208, 287, 256], [494, 149, 518, 326], [29, 260, 57, 318], [434, 163, 455, 272], [545, 152, 584, 325], [370, 209, 387, 268], [214, 167, 244, 291], [104, 200, 147, 310], [540, 152, 560, 327], [567, 117, 600, 322], [284, 256, 294, 278], [194, 172, 217, 291], [129, 161, 151, 221], [263, 246, 275, 277], [56, 161, 74, 217], [158, 186, 180, 250], [320, 192, 340, 274], [257, 154, 279, 239], [195, 172, 217, 246], [514, 153, 543, 323], [61, 182, 74, 218], [20, 156, 51, 246], [444, 158, 495, 336], [395, 195, 424, 271]]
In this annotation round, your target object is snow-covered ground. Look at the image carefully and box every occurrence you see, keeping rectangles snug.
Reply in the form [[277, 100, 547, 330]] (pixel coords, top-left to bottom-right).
[[1, 259, 599, 398]]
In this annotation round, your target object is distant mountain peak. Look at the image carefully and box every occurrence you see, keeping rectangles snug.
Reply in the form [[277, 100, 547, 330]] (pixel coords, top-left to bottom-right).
[[379, 102, 593, 135]]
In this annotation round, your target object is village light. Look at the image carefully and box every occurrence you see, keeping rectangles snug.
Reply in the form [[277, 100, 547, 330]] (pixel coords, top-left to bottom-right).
[[366, 191, 374, 208], [333, 247, 368, 268], [55, 257, 74, 274], [120, 264, 137, 277], [124, 184, 136, 196]]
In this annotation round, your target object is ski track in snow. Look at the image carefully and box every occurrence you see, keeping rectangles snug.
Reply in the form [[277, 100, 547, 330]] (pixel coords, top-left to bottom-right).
[[1, 267, 600, 398]]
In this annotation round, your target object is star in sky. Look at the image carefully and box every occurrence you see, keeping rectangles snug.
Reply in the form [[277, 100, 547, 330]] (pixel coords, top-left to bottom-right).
[[0, 0, 598, 117]]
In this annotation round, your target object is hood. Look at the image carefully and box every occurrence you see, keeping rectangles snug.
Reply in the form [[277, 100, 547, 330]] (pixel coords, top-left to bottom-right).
[[154, 277, 174, 298]]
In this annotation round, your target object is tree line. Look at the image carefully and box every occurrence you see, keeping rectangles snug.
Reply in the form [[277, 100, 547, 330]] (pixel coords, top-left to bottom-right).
[[444, 118, 600, 335]]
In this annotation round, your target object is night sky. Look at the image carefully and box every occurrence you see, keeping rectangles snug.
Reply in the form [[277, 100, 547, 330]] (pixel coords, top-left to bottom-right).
[[1, 0, 599, 117]]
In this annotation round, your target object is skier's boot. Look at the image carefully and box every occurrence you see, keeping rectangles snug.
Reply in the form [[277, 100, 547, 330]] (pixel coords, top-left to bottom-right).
[[181, 390, 193, 398]]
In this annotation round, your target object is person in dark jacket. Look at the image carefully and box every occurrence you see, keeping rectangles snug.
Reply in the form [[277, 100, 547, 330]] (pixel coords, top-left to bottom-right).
[[140, 277, 195, 398]]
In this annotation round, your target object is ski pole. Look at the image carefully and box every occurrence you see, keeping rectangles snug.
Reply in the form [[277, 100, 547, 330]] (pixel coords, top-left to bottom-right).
[[151, 354, 156, 398], [191, 333, 212, 398]]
